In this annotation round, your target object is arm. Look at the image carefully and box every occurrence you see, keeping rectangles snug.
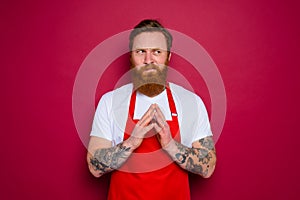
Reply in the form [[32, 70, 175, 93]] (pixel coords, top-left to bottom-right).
[[87, 104, 156, 177], [163, 136, 216, 178], [154, 104, 216, 178], [87, 137, 133, 177]]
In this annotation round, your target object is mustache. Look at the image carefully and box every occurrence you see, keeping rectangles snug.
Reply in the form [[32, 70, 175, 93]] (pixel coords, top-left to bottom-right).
[[140, 64, 163, 71]]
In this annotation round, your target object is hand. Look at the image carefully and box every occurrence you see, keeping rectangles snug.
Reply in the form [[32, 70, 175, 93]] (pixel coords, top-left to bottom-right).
[[153, 104, 173, 149], [125, 104, 156, 149]]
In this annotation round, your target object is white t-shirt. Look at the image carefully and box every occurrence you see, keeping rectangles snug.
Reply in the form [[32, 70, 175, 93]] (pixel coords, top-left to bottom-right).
[[90, 83, 212, 147]]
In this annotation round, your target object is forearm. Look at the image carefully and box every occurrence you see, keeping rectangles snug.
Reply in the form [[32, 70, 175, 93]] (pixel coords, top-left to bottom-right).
[[88, 106, 156, 177], [164, 137, 216, 178], [88, 139, 136, 177]]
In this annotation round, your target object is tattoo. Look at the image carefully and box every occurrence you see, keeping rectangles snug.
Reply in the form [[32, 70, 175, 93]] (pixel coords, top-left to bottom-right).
[[173, 136, 216, 176], [90, 143, 131, 175], [199, 136, 215, 150], [186, 157, 207, 175], [175, 153, 187, 164]]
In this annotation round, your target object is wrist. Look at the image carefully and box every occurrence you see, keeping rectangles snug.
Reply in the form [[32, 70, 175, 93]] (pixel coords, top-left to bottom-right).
[[124, 136, 142, 150], [162, 139, 176, 152]]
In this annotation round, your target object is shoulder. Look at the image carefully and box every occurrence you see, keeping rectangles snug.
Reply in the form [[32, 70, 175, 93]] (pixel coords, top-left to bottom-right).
[[169, 82, 203, 103], [99, 83, 133, 102], [169, 82, 208, 116]]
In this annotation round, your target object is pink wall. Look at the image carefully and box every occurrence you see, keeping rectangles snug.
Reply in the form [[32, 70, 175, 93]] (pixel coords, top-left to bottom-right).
[[1, 0, 299, 199]]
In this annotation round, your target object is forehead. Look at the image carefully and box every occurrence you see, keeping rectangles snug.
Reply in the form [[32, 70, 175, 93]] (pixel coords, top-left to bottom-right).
[[132, 32, 167, 50]]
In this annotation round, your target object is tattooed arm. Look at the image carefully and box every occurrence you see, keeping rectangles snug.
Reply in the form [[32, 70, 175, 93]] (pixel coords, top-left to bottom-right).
[[87, 104, 156, 177], [87, 137, 135, 177], [153, 104, 216, 178], [163, 136, 216, 178]]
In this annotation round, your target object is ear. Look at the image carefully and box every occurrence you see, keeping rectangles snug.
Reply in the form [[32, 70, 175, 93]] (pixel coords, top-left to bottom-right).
[[168, 52, 172, 61], [129, 53, 134, 69]]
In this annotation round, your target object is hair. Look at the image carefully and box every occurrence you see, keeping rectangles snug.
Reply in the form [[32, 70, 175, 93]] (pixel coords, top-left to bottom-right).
[[129, 19, 173, 52]]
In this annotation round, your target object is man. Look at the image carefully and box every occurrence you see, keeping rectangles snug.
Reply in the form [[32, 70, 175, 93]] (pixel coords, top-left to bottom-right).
[[87, 19, 216, 200]]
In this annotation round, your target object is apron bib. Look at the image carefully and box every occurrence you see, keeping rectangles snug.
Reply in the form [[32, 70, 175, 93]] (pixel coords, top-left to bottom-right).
[[108, 87, 190, 200]]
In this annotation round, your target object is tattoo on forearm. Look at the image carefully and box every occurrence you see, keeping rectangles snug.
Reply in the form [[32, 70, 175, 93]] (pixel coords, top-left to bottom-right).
[[90, 143, 131, 175], [186, 157, 206, 174], [173, 136, 216, 176]]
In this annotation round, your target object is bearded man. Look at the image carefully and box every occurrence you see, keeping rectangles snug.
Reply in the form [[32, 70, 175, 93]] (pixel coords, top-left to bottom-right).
[[87, 19, 216, 200]]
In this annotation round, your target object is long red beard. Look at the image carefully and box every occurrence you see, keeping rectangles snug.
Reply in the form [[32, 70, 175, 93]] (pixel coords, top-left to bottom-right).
[[131, 63, 168, 97]]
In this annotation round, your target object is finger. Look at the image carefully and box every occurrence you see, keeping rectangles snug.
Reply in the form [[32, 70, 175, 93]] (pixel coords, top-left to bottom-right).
[[154, 104, 166, 122], [154, 112, 166, 129], [137, 105, 156, 127], [137, 114, 153, 127], [156, 134, 161, 143], [143, 123, 155, 134], [154, 113, 164, 129], [153, 123, 163, 133], [132, 123, 154, 139], [154, 110, 167, 129], [139, 110, 155, 127]]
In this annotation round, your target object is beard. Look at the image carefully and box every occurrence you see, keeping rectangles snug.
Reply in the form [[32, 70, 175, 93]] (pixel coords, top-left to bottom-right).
[[131, 63, 168, 97]]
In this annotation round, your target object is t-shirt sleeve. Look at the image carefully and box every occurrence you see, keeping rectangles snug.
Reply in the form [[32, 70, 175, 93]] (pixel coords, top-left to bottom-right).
[[90, 93, 112, 141], [191, 95, 213, 142]]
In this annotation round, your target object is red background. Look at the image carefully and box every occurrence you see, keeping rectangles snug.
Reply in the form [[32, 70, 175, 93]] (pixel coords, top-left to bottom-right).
[[1, 0, 299, 199]]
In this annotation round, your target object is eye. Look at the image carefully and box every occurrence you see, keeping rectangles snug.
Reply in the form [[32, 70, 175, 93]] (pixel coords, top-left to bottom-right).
[[153, 50, 162, 56], [135, 49, 145, 54]]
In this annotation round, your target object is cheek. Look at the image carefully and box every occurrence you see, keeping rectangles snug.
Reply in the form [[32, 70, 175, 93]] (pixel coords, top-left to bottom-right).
[[158, 58, 167, 64], [131, 56, 143, 66], [158, 57, 170, 67], [157, 54, 169, 64]]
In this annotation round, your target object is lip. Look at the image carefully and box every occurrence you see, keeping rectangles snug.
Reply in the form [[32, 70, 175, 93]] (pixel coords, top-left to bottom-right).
[[144, 68, 157, 73]]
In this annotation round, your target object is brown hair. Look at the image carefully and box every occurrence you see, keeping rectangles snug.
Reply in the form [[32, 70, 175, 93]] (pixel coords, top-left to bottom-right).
[[129, 19, 173, 52]]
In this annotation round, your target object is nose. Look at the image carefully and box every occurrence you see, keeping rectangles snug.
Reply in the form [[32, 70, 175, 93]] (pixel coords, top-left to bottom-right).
[[144, 50, 153, 64]]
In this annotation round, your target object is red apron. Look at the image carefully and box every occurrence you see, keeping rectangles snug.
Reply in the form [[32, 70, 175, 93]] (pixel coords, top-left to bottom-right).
[[108, 87, 190, 200]]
